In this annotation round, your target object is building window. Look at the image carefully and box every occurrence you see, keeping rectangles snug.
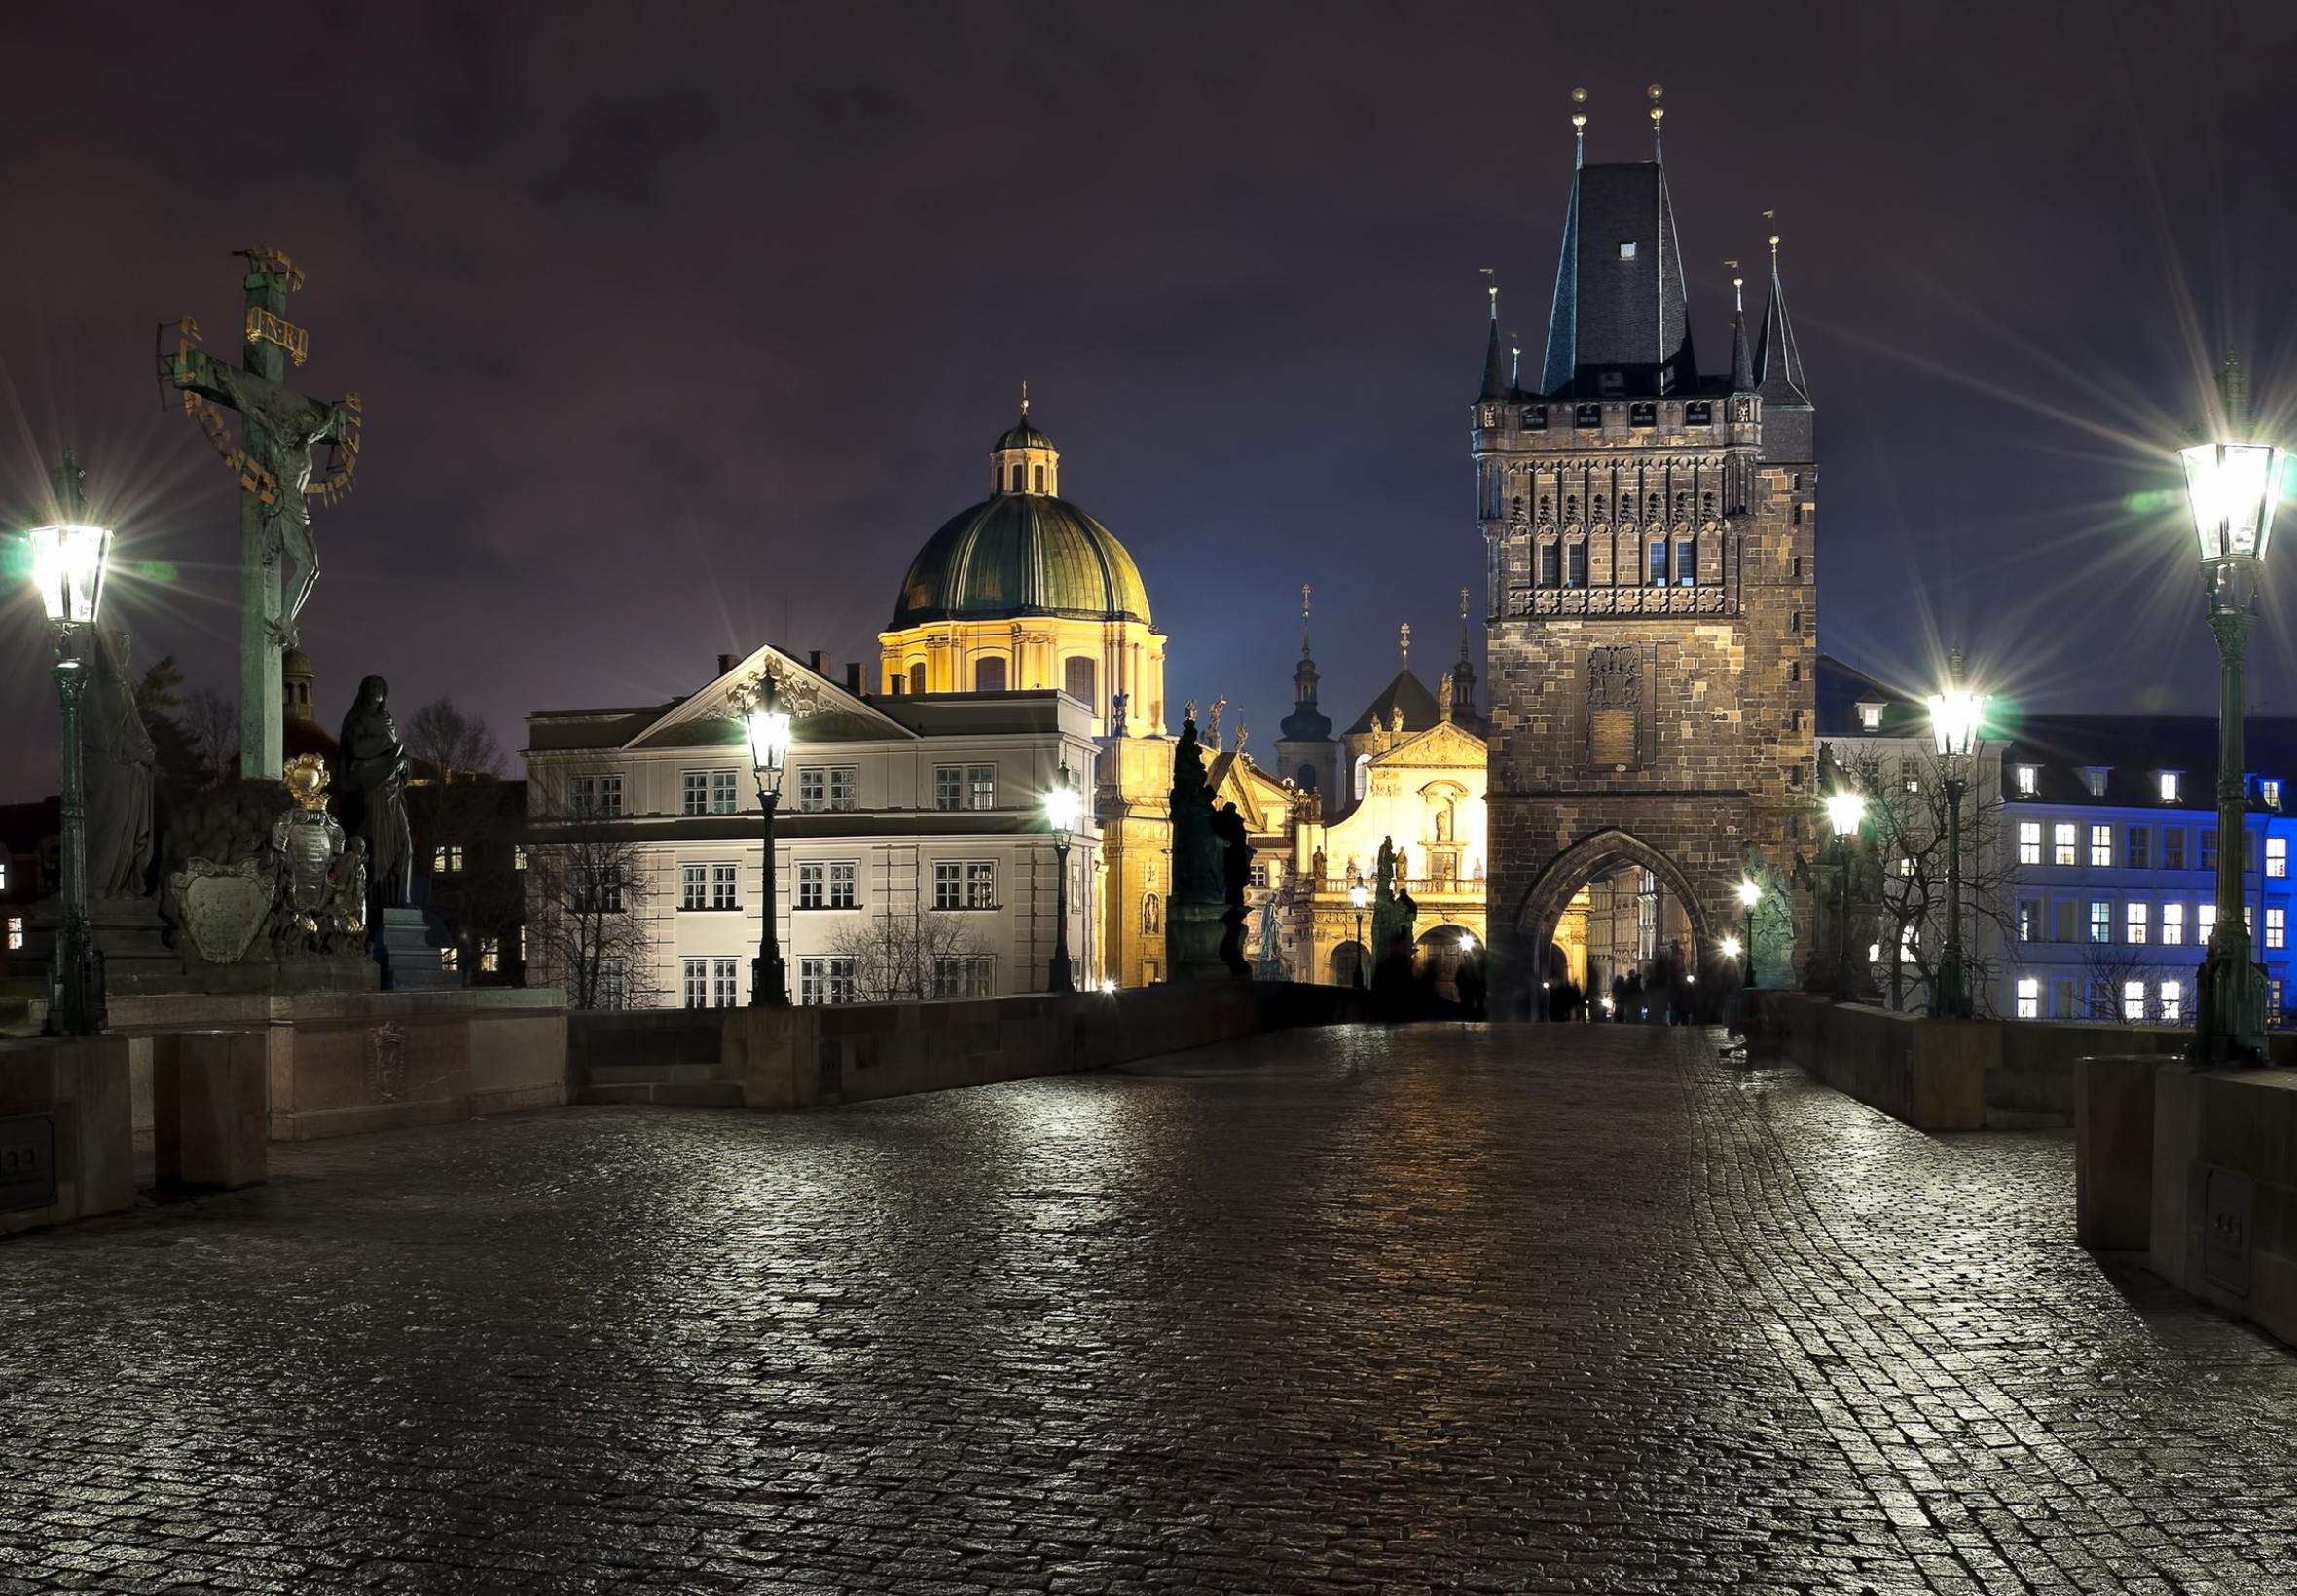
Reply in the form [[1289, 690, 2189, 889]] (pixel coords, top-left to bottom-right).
[[2270, 837, 2288, 879], [1574, 404, 1602, 428], [2052, 822, 2077, 866], [682, 957, 708, 1007], [1629, 401, 1656, 427], [931, 956, 995, 998], [1566, 541, 1587, 588], [711, 863, 738, 909], [934, 766, 964, 812], [0, 861, 8, 890], [439, 946, 459, 973], [2089, 824, 2113, 867], [1684, 401, 1711, 425], [682, 771, 710, 816], [934, 861, 997, 910], [5, 917, 20, 951], [2200, 829, 2218, 871], [2018, 901, 2039, 942], [797, 766, 857, 813], [2159, 771, 2182, 803], [958, 764, 990, 810], [1249, 862, 1269, 889], [1063, 655, 1097, 711], [1859, 702, 1884, 731], [1648, 541, 1668, 586], [2122, 980, 2147, 1023], [2199, 902, 2217, 942], [2013, 764, 2038, 796], [478, 936, 500, 974], [573, 866, 622, 914], [2018, 821, 2042, 865], [974, 656, 1007, 692], [1674, 540, 1696, 585], [2126, 902, 2148, 944], [2163, 829, 2186, 871], [910, 663, 927, 695], [513, 847, 528, 871], [800, 957, 857, 1006], [966, 861, 995, 908], [432, 844, 464, 873], [2126, 826, 2149, 869], [2016, 977, 2040, 1019], [2159, 980, 2183, 1022], [2264, 779, 2283, 809], [570, 776, 622, 818], [2089, 901, 2113, 943], [681, 865, 707, 910], [798, 861, 857, 910], [2269, 907, 2287, 950], [2162, 902, 2186, 945], [598, 958, 625, 1010], [2085, 768, 2110, 798], [1618, 240, 1638, 259], [1539, 543, 1560, 587]]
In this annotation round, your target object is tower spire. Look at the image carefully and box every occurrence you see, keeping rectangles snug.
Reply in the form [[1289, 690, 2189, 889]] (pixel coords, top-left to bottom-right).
[[1648, 83, 1663, 161], [1451, 587, 1477, 723], [1754, 222, 1809, 405], [1281, 581, 1332, 748], [1727, 261, 1753, 392], [1478, 272, 1508, 400]]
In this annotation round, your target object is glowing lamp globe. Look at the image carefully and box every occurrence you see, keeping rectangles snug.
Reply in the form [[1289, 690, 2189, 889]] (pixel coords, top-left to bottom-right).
[[1043, 769, 1082, 840], [27, 523, 111, 626], [1720, 935, 1742, 959], [744, 694, 792, 778], [1926, 686, 1987, 759], [1349, 883, 1369, 911], [2180, 441, 2284, 563], [1736, 880, 1761, 909], [1825, 791, 1866, 838]]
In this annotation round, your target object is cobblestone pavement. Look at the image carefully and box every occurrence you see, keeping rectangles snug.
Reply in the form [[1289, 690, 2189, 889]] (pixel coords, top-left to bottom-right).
[[2, 1025, 2294, 1595]]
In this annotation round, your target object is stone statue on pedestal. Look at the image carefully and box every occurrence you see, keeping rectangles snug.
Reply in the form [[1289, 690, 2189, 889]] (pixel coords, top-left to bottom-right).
[[1164, 719, 1234, 981], [338, 675, 412, 910], [1744, 840, 1798, 991]]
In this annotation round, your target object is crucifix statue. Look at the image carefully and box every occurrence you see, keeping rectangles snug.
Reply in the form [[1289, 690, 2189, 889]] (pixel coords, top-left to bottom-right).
[[166, 247, 362, 782]]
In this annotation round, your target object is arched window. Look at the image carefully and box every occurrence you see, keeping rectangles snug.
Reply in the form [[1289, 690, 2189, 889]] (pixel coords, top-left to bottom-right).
[[974, 656, 1007, 692], [1674, 539, 1696, 586], [1033, 463, 1044, 493], [1296, 763, 1317, 790], [1063, 655, 1095, 710], [1353, 754, 1371, 800], [909, 662, 926, 695], [1010, 463, 1025, 492], [1647, 541, 1668, 586], [1566, 541, 1587, 588], [1538, 543, 1561, 587]]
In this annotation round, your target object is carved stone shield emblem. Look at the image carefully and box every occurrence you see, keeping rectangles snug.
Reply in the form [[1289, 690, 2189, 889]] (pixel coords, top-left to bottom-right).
[[170, 857, 274, 964], [366, 1023, 406, 1102]]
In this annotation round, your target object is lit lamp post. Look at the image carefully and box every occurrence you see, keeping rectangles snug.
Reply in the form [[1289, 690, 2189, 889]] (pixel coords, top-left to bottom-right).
[[25, 472, 114, 1037], [743, 680, 792, 1007], [1349, 881, 1370, 990], [2182, 427, 2284, 1062], [1926, 653, 1987, 1020], [1825, 786, 1868, 1002], [1042, 764, 1081, 994], [1720, 933, 1743, 995], [1735, 878, 1761, 989]]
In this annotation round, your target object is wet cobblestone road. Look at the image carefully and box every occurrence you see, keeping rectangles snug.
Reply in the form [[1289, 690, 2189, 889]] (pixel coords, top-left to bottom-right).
[[2, 1024, 2294, 1594]]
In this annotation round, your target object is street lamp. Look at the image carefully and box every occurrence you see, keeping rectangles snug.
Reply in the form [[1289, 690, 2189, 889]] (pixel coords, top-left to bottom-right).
[[2182, 425, 2285, 1062], [1042, 763, 1081, 994], [1926, 651, 1987, 1019], [1735, 878, 1761, 990], [743, 678, 793, 1007], [25, 454, 113, 1037], [1825, 786, 1868, 1002], [1348, 881, 1370, 989]]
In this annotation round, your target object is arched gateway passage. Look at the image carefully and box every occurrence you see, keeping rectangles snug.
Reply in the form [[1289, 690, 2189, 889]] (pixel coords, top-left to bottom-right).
[[1513, 829, 1718, 1016]]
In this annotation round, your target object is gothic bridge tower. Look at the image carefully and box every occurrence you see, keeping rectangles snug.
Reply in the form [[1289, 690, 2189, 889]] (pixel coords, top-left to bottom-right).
[[1476, 132, 1817, 1010]]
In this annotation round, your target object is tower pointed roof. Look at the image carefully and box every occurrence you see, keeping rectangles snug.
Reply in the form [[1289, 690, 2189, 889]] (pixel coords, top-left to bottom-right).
[[1478, 293, 1509, 400], [1753, 240, 1809, 406], [1538, 161, 1696, 398], [1728, 270, 1753, 392], [1346, 670, 1442, 737]]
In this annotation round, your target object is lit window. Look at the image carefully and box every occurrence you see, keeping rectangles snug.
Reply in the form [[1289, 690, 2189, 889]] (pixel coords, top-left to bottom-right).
[[2089, 825, 2113, 867], [2159, 980, 2182, 1021], [1249, 862, 1269, 889], [2199, 902, 2217, 941], [432, 844, 464, 874], [2016, 977, 2040, 1019], [6, 917, 21, 951], [2126, 902, 2148, 944], [2089, 901, 2113, 943], [966, 861, 996, 908], [2122, 980, 2146, 1023], [2162, 902, 2186, 946], [513, 847, 528, 871], [2053, 822, 2077, 866], [2159, 771, 2181, 803], [2269, 907, 2287, 951], [2270, 837, 2288, 879], [0, 861, 8, 890], [2085, 768, 2109, 798], [2265, 780, 2283, 809], [1618, 240, 1637, 259], [478, 936, 500, 974], [2018, 901, 2039, 942], [967, 765, 995, 811], [1858, 702, 1884, 732], [2013, 764, 2038, 796], [2018, 822, 2042, 865], [440, 946, 459, 973], [711, 863, 738, 910]]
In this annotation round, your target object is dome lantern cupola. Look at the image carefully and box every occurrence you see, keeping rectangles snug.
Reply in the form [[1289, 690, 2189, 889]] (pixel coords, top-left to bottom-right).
[[992, 404, 1059, 497]]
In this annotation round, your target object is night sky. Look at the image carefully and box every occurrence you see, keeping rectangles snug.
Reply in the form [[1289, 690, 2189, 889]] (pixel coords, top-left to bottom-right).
[[4, 2, 2294, 801]]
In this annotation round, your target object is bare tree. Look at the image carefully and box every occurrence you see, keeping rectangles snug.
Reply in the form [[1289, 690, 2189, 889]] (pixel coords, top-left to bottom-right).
[[523, 776, 659, 1009], [2077, 940, 2180, 1024], [181, 687, 239, 789], [1840, 745, 2019, 1017], [403, 695, 505, 780], [823, 911, 996, 1002]]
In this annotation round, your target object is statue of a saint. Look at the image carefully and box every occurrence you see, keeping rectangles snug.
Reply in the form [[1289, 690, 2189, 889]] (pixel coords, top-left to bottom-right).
[[337, 675, 412, 910]]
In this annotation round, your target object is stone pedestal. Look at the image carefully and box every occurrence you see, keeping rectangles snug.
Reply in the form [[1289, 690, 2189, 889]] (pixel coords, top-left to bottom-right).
[[18, 895, 184, 994], [0, 1034, 133, 1235], [378, 907, 456, 991], [154, 1029, 268, 1190], [2074, 1055, 2160, 1251]]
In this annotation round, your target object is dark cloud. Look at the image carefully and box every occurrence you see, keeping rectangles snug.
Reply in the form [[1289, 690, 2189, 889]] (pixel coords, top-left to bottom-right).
[[3, 0, 2294, 800]]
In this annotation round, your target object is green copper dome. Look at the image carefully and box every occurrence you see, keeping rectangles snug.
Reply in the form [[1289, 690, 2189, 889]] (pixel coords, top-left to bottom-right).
[[893, 493, 1152, 628]]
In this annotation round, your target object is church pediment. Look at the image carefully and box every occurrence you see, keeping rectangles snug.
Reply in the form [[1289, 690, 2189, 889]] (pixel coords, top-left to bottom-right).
[[627, 644, 913, 750], [1375, 720, 1488, 767]]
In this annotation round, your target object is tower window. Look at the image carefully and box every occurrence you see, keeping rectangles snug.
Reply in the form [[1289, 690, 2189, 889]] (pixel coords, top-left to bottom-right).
[[1033, 463, 1044, 493], [1566, 542, 1587, 588], [1063, 655, 1096, 710], [974, 656, 1007, 692], [1647, 542, 1667, 587], [1539, 543, 1560, 588], [910, 662, 926, 695], [1674, 540, 1696, 586], [1009, 463, 1025, 492], [1574, 405, 1602, 429], [1684, 401, 1712, 426], [1629, 402, 1656, 428]]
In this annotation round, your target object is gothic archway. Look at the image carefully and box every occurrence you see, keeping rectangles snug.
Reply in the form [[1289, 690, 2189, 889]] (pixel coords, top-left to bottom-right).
[[1512, 828, 1717, 1003]]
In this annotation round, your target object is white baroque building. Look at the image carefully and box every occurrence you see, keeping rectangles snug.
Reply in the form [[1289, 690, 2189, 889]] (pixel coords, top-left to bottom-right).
[[525, 643, 1100, 1008]]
